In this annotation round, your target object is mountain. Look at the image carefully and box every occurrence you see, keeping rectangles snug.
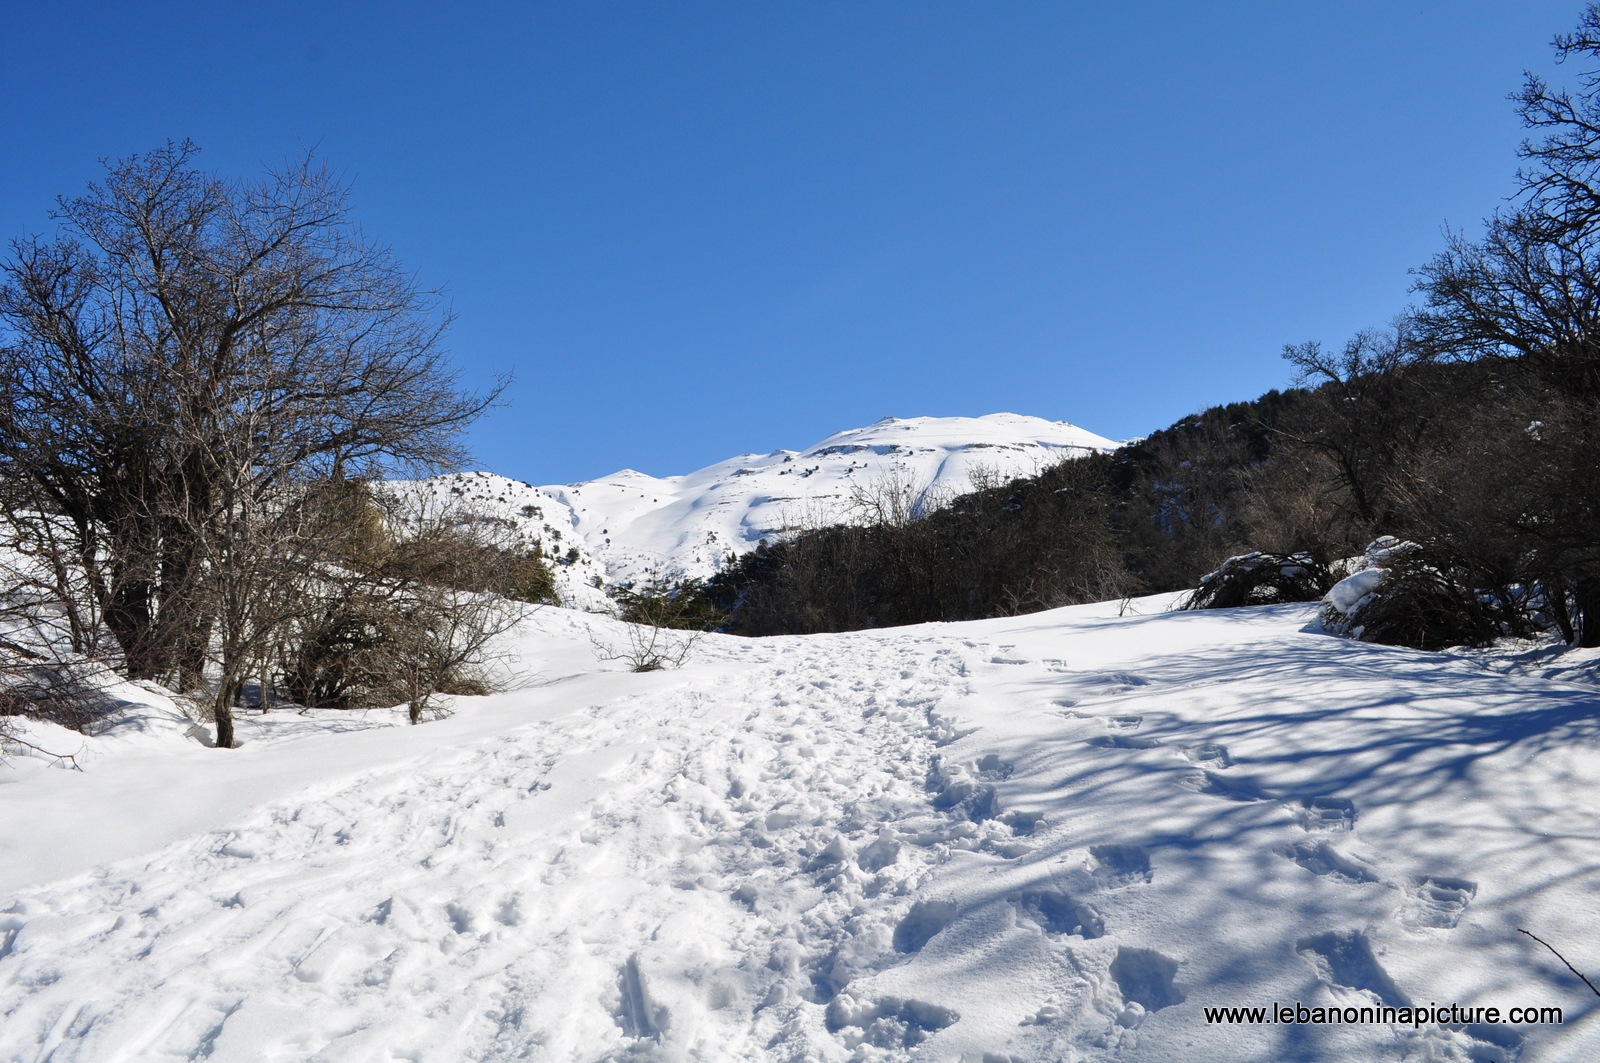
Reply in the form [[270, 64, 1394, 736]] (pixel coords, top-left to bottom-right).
[[406, 413, 1118, 604]]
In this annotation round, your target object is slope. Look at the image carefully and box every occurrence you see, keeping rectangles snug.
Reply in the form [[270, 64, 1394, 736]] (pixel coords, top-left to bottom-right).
[[1, 601, 1596, 1061]]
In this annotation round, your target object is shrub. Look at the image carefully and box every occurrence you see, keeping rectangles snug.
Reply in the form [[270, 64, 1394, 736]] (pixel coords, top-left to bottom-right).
[[708, 454, 1130, 635], [590, 574, 726, 673], [611, 575, 726, 631], [1180, 552, 1335, 610], [284, 494, 536, 717], [1319, 539, 1524, 651]]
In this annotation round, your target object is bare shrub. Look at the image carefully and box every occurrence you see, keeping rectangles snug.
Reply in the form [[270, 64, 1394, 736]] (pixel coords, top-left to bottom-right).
[[1180, 552, 1336, 611], [590, 622, 704, 673], [0, 715, 83, 771], [591, 573, 722, 671], [284, 488, 537, 723], [0, 652, 113, 734], [0, 548, 119, 733]]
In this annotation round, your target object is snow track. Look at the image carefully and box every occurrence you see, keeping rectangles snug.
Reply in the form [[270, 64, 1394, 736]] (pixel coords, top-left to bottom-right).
[[1, 632, 1006, 1061], [4, 601, 1600, 1061]]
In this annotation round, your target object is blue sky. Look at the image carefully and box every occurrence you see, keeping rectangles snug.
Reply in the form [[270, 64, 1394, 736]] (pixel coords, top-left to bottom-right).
[[1, 2, 1583, 483]]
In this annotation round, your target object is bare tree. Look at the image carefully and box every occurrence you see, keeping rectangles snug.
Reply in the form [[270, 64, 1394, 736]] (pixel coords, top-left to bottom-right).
[[847, 463, 947, 529], [0, 141, 503, 731], [1409, 8, 1600, 643]]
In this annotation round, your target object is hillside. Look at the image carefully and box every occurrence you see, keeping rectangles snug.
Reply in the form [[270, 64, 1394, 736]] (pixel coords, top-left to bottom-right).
[[408, 413, 1117, 603]]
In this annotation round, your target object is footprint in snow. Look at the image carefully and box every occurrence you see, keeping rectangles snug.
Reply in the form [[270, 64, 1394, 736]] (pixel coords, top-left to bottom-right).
[[1090, 844, 1153, 888], [614, 954, 669, 1040], [1295, 930, 1409, 1007], [1051, 699, 1087, 718], [1097, 671, 1151, 693], [1009, 889, 1104, 939], [1109, 946, 1186, 1012], [1295, 796, 1357, 832], [1277, 840, 1380, 885], [1180, 770, 1271, 802], [973, 753, 1013, 778], [1398, 876, 1476, 929], [825, 994, 959, 1050], [893, 899, 958, 953], [1106, 715, 1143, 731], [1182, 742, 1232, 769]]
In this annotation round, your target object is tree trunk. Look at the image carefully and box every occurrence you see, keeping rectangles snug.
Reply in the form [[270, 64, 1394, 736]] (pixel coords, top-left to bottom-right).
[[175, 614, 213, 693], [102, 578, 165, 679], [1548, 581, 1576, 645], [213, 689, 236, 749], [1576, 577, 1600, 648]]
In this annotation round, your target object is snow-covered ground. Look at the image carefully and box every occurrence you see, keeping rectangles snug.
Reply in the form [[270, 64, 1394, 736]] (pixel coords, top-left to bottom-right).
[[3, 597, 1598, 1061], [406, 413, 1117, 599]]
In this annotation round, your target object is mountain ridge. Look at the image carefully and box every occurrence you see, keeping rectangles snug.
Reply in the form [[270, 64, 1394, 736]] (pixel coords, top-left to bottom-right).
[[402, 413, 1119, 607]]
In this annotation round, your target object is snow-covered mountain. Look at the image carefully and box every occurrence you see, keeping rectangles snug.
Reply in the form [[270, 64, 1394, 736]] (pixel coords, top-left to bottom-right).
[[410, 413, 1118, 601]]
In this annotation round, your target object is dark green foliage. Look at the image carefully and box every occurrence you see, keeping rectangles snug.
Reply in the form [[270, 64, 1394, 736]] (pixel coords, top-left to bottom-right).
[[701, 357, 1578, 648], [1102, 389, 1316, 592], [611, 576, 727, 632], [506, 547, 561, 605], [704, 388, 1362, 636]]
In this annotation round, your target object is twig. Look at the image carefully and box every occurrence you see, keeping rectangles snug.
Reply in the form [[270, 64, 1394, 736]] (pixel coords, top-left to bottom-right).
[[0, 733, 85, 771], [1519, 928, 1600, 998], [0, 638, 47, 661]]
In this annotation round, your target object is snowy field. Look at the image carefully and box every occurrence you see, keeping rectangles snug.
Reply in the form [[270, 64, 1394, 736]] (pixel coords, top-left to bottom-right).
[[2, 597, 1599, 1061]]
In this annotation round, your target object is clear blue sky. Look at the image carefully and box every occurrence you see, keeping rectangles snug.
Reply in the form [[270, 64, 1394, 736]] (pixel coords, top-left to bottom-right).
[[2, 2, 1583, 483]]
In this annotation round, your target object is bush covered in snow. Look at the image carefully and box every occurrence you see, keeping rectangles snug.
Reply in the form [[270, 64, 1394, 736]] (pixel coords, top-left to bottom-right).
[[1179, 552, 1335, 610], [1318, 539, 1523, 651]]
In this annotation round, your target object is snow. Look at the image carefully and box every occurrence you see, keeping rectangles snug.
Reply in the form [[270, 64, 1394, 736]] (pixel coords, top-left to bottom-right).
[[407, 414, 1118, 595], [1324, 568, 1386, 616], [4, 598, 1599, 1060]]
